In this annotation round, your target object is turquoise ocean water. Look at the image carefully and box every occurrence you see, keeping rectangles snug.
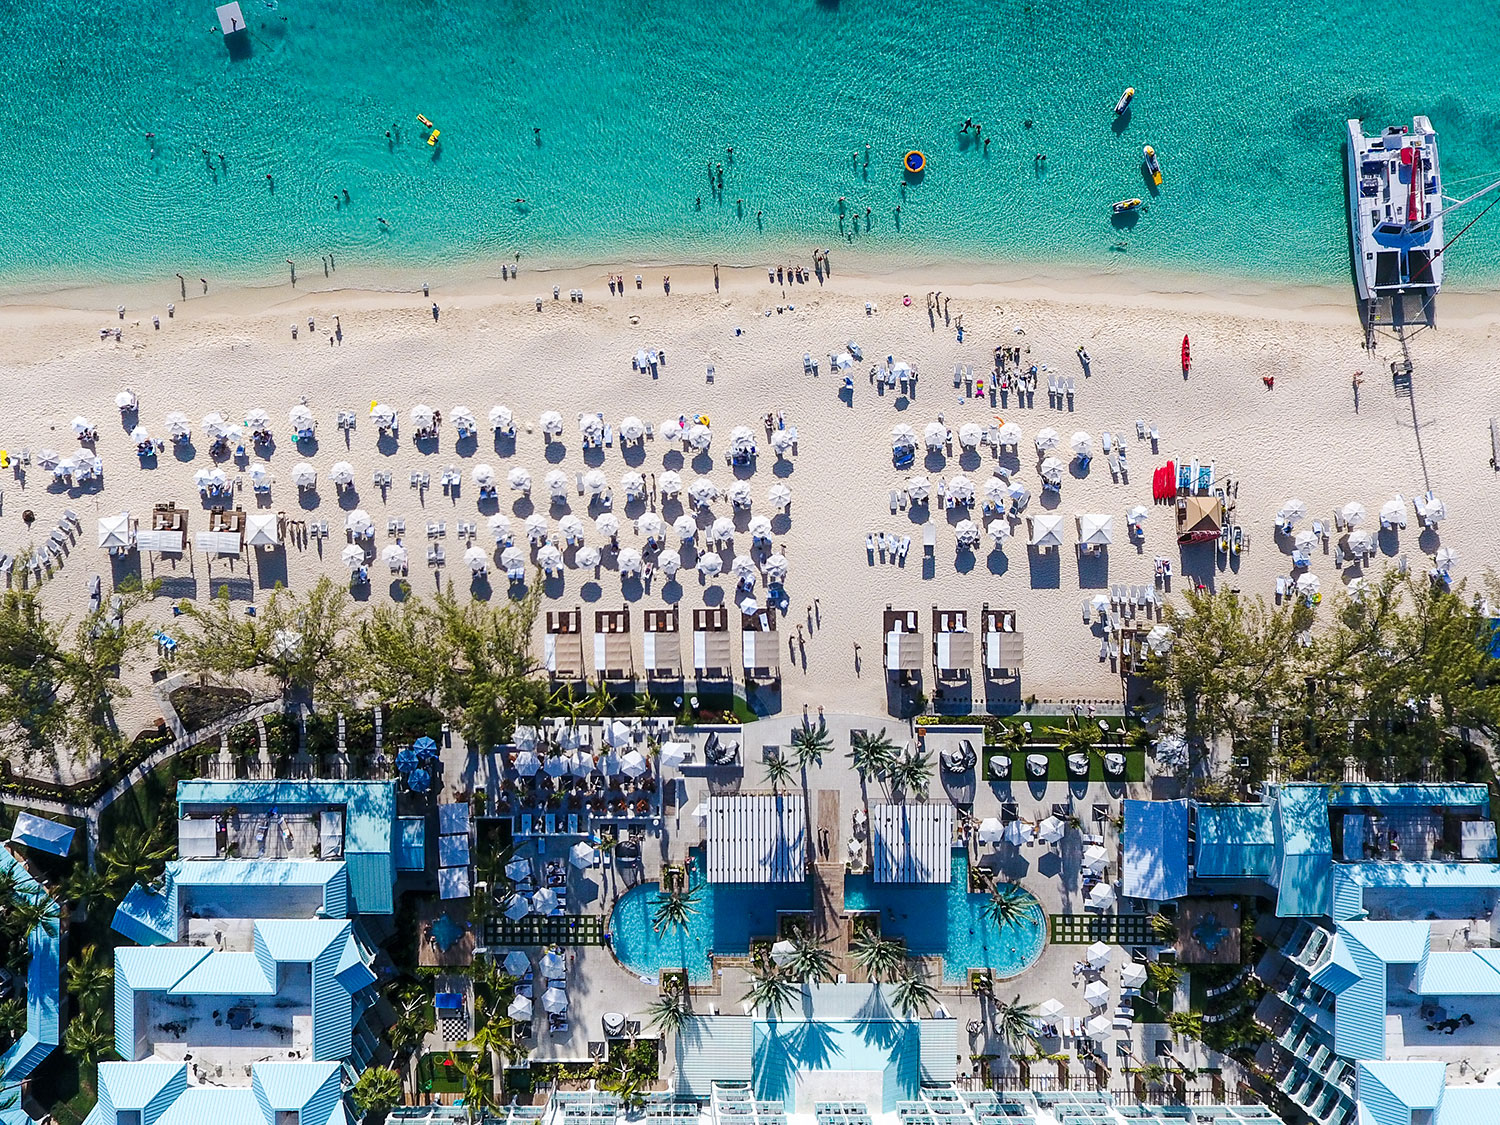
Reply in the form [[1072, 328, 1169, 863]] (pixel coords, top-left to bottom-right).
[[5, 0, 1500, 288]]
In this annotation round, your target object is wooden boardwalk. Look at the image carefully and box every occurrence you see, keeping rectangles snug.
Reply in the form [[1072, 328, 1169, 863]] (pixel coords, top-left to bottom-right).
[[811, 788, 847, 956]]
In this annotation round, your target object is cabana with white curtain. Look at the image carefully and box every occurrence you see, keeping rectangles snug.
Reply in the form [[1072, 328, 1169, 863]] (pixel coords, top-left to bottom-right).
[[870, 803, 955, 884], [706, 795, 806, 883]]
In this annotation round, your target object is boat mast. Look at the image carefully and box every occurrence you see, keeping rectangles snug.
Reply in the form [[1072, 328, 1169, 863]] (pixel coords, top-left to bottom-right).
[[1406, 172, 1500, 232]]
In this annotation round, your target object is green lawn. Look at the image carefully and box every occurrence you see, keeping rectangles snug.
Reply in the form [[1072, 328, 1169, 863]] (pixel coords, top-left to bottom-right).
[[418, 1051, 477, 1093]]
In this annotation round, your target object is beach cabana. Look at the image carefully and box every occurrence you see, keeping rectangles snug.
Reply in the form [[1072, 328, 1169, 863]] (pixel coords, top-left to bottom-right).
[[932, 608, 973, 682], [1077, 513, 1114, 552], [643, 607, 682, 679], [982, 605, 1025, 675], [98, 513, 132, 552], [1028, 513, 1064, 550], [707, 794, 806, 883], [245, 512, 282, 550], [692, 607, 733, 679], [741, 607, 781, 684], [1176, 494, 1224, 544], [883, 607, 923, 680], [593, 607, 634, 682], [870, 802, 954, 884], [543, 607, 586, 681], [1122, 798, 1190, 902]]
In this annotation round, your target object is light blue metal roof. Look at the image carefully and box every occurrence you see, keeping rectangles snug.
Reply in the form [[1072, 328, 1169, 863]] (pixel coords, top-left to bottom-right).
[[153, 1088, 264, 1125], [1122, 799, 1189, 900], [1413, 950, 1500, 995], [1329, 785, 1490, 813], [115, 947, 211, 991], [1273, 786, 1332, 917], [113, 861, 352, 946], [168, 952, 275, 996], [8, 812, 75, 856], [93, 1062, 351, 1125], [396, 817, 426, 871], [1326, 922, 1430, 1061], [1332, 862, 1500, 920], [1193, 804, 1276, 878], [1309, 935, 1361, 993], [1356, 1061, 1445, 1125], [1435, 1086, 1500, 1125], [673, 1016, 754, 1098], [0, 849, 58, 1094], [95, 1060, 187, 1119]]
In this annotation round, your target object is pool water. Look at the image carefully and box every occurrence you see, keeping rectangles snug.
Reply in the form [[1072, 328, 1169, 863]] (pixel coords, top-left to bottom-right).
[[608, 848, 1044, 984]]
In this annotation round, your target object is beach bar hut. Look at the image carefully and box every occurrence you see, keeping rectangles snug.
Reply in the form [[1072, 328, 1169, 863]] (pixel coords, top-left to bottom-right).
[[543, 607, 586, 681], [932, 608, 973, 682], [692, 607, 733, 680], [741, 607, 781, 684], [982, 605, 1024, 675], [883, 606, 923, 681], [643, 606, 682, 679], [593, 607, 634, 682]]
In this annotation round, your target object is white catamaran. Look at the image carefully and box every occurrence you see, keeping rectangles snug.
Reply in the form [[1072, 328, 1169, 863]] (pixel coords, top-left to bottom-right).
[[1347, 116, 1500, 314]]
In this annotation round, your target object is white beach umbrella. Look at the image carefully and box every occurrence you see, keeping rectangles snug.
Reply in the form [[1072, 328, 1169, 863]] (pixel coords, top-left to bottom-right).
[[726, 481, 753, 509], [1145, 624, 1174, 655], [570, 841, 598, 869], [1121, 962, 1148, 989], [410, 404, 435, 429], [638, 513, 665, 540], [1087, 883, 1117, 910], [1342, 501, 1367, 528], [246, 461, 270, 484], [291, 462, 317, 488], [579, 413, 604, 442], [574, 545, 601, 568], [997, 422, 1022, 447], [924, 422, 948, 450], [537, 543, 564, 569], [689, 478, 720, 507], [115, 390, 137, 410], [242, 407, 270, 431], [674, 515, 699, 542], [1380, 497, 1409, 527], [730, 554, 758, 581], [489, 404, 514, 431], [504, 894, 531, 921], [983, 477, 1009, 506], [1347, 529, 1373, 554], [539, 410, 564, 436], [1035, 427, 1060, 452], [584, 469, 608, 497], [763, 553, 789, 583], [955, 520, 981, 548], [890, 423, 917, 449], [162, 412, 190, 439], [659, 549, 682, 575], [621, 471, 646, 500], [508, 466, 532, 491], [987, 519, 1011, 545], [710, 517, 735, 543], [618, 548, 644, 575], [1415, 493, 1447, 525], [697, 554, 723, 577], [541, 986, 568, 1014], [1127, 504, 1150, 529], [833, 352, 853, 370], [36, 449, 61, 470], [1029, 513, 1064, 548], [507, 995, 533, 1021], [687, 423, 713, 451], [201, 412, 228, 439], [729, 425, 756, 454], [738, 597, 760, 616], [129, 425, 150, 444], [1037, 816, 1066, 844], [472, 463, 496, 487], [1039, 457, 1064, 486], [192, 467, 217, 490], [369, 403, 396, 428], [500, 546, 526, 569], [659, 470, 683, 496], [340, 544, 366, 571], [767, 483, 792, 511], [619, 416, 645, 442], [958, 422, 984, 449], [1436, 546, 1458, 570], [451, 405, 476, 431], [1087, 941, 1113, 968], [1078, 514, 1114, 547], [660, 417, 684, 442], [329, 461, 356, 486], [947, 475, 975, 504], [595, 513, 620, 538], [97, 513, 131, 550], [1070, 431, 1093, 457], [532, 887, 560, 916], [1084, 980, 1111, 1007], [1294, 528, 1317, 552], [621, 750, 648, 777], [526, 515, 550, 544], [1278, 498, 1308, 526], [382, 544, 409, 568], [546, 470, 570, 500], [465, 546, 489, 572], [770, 428, 796, 455], [906, 476, 931, 501], [1297, 573, 1321, 596]]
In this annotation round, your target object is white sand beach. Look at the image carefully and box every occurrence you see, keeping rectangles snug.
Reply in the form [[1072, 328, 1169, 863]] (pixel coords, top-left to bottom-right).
[[0, 259, 1493, 731]]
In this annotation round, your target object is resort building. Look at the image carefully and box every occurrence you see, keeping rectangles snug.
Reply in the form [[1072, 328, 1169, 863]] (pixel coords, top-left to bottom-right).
[[0, 845, 60, 1125]]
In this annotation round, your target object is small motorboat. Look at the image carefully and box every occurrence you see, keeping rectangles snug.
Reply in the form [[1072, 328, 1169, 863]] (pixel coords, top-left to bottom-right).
[[1143, 144, 1163, 186], [1181, 335, 1192, 374], [1115, 87, 1136, 116], [1112, 197, 1142, 215]]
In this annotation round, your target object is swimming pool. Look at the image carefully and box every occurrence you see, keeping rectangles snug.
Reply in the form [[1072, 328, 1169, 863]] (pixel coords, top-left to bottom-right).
[[609, 848, 1044, 984]]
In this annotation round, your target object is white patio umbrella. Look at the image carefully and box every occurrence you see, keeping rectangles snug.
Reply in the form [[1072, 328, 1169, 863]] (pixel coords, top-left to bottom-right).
[[465, 546, 489, 572], [382, 544, 409, 568], [539, 410, 564, 435], [621, 471, 646, 500], [763, 553, 788, 583], [1037, 816, 1065, 844], [1035, 427, 1060, 452], [618, 548, 644, 575], [129, 425, 150, 444], [1342, 501, 1367, 528], [1078, 514, 1114, 547], [1121, 963, 1148, 989], [906, 476, 931, 501], [490, 405, 514, 431], [513, 725, 538, 751], [369, 403, 396, 428], [545, 469, 570, 499], [242, 406, 270, 430], [636, 513, 664, 541], [97, 513, 131, 549], [890, 423, 917, 449], [603, 720, 632, 748], [1085, 1014, 1113, 1039], [539, 950, 568, 980], [501, 546, 526, 569], [1415, 493, 1447, 525], [948, 475, 975, 504], [674, 515, 699, 542], [689, 478, 720, 506], [659, 742, 690, 772], [584, 469, 608, 497], [504, 894, 531, 921], [621, 750, 648, 777], [958, 422, 984, 449], [35, 449, 61, 470], [710, 517, 735, 543], [730, 554, 758, 581], [594, 513, 620, 539], [570, 841, 598, 869], [162, 411, 189, 439], [976, 818, 1004, 844], [1380, 497, 1409, 527], [575, 545, 601, 568], [508, 466, 532, 491], [697, 554, 723, 577], [1039, 457, 1064, 486], [955, 520, 981, 548], [1086, 941, 1113, 968], [1083, 844, 1109, 871], [569, 751, 593, 777], [659, 470, 683, 496], [770, 940, 797, 967], [729, 425, 757, 454], [1297, 573, 1321, 596], [1038, 998, 1066, 1020], [983, 477, 1009, 506], [660, 417, 685, 442], [201, 412, 229, 438], [115, 390, 137, 410], [1070, 431, 1093, 457], [1145, 624, 1174, 655], [340, 544, 366, 571], [767, 484, 792, 511], [1294, 528, 1317, 552], [291, 462, 317, 488], [526, 515, 550, 543], [472, 463, 496, 487], [1347, 529, 1373, 554], [536, 544, 564, 570], [620, 416, 645, 442], [449, 405, 476, 432], [541, 986, 568, 1014], [1127, 505, 1150, 528], [659, 549, 682, 575], [1087, 883, 1117, 910], [1029, 513, 1064, 548], [329, 461, 355, 486], [687, 423, 713, 451], [410, 404, 435, 430], [833, 352, 853, 370], [770, 429, 795, 455], [997, 422, 1022, 447], [1436, 546, 1458, 570], [503, 947, 531, 974], [726, 481, 753, 509], [924, 422, 947, 450], [508, 995, 533, 1021], [1003, 820, 1033, 846], [1084, 980, 1111, 1006], [488, 514, 513, 543], [344, 509, 374, 536], [532, 887, 560, 915]]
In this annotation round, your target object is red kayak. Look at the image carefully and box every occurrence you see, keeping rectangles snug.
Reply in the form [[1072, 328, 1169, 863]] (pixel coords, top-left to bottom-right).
[[1181, 335, 1191, 374]]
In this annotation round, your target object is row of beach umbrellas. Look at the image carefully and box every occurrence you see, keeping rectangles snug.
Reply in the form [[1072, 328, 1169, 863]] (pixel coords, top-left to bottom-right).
[[1278, 494, 1447, 531]]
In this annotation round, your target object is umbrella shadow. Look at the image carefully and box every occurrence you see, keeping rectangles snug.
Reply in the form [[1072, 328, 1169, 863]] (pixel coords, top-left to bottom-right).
[[986, 549, 1010, 576], [544, 442, 567, 464], [661, 579, 684, 604], [493, 432, 516, 457], [772, 460, 794, 479], [1027, 548, 1061, 590], [337, 488, 361, 511], [924, 451, 947, 472], [376, 433, 399, 457], [512, 496, 534, 518], [662, 450, 684, 471], [173, 441, 197, 463], [621, 443, 646, 468]]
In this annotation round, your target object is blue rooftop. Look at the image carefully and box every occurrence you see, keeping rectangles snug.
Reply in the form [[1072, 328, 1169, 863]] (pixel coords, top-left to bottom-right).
[[113, 860, 351, 945], [1194, 804, 1277, 878], [86, 1061, 348, 1125], [1329, 785, 1490, 813], [0, 847, 60, 1121], [1122, 799, 1189, 901]]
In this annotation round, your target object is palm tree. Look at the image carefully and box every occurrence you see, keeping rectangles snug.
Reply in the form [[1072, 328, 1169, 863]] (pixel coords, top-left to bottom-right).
[[67, 944, 113, 1011], [1059, 721, 1102, 767], [985, 883, 1040, 929], [99, 822, 173, 895], [7, 893, 58, 940], [888, 750, 933, 800], [848, 728, 899, 781], [992, 994, 1041, 1051], [890, 967, 938, 1018], [350, 1066, 404, 1120], [741, 972, 800, 1020], [62, 1008, 113, 1064], [850, 931, 906, 983], [763, 753, 795, 794], [651, 885, 700, 934], [644, 994, 693, 1037], [387, 984, 434, 1057], [785, 934, 838, 984], [446, 1052, 495, 1125], [63, 866, 114, 918], [789, 722, 832, 770]]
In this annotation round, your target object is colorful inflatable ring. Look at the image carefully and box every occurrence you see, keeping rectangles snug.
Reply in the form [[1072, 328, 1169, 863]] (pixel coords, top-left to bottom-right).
[[904, 151, 926, 174]]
